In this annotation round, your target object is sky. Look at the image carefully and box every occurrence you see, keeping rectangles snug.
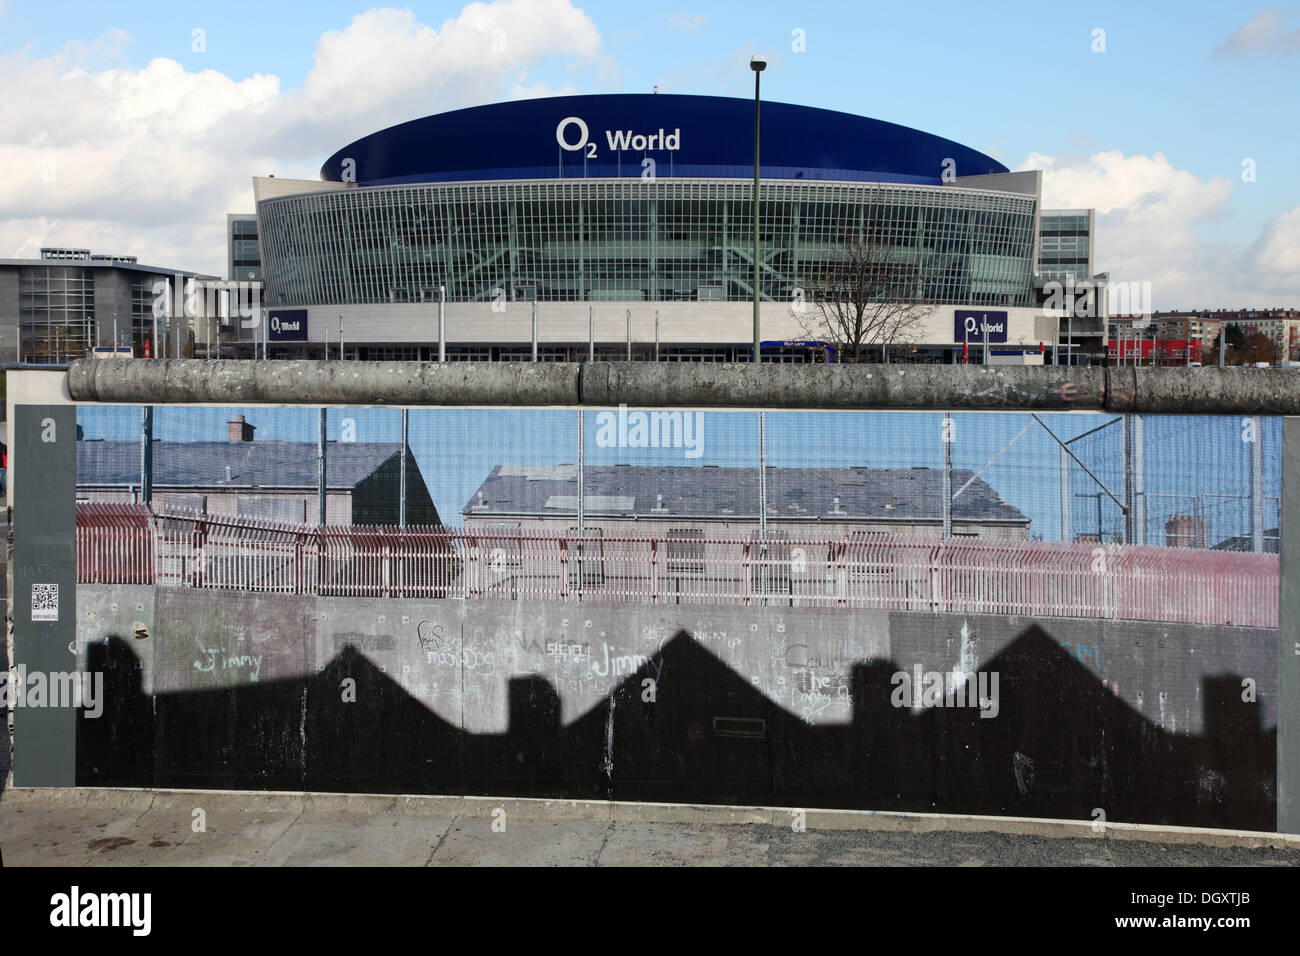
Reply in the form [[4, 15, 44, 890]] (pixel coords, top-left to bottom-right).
[[2, 0, 1298, 309]]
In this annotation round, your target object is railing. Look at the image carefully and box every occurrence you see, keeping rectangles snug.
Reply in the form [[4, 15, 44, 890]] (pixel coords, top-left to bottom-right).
[[74, 503, 1280, 628], [76, 503, 154, 584]]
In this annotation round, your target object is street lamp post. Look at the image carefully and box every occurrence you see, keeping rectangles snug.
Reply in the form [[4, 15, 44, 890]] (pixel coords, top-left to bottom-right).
[[750, 54, 766, 365]]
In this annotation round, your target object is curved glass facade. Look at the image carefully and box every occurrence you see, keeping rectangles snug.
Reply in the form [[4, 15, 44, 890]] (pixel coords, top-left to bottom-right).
[[258, 179, 1037, 309]]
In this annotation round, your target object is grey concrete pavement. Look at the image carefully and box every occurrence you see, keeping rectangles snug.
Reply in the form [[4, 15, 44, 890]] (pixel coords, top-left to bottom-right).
[[1, 787, 1297, 866]]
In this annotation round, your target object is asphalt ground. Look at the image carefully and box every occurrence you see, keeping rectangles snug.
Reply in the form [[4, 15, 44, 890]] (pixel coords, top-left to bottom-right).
[[1, 787, 1295, 867]]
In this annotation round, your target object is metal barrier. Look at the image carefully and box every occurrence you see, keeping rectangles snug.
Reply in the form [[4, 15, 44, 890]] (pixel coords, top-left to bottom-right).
[[74, 503, 1279, 627], [75, 502, 154, 585]]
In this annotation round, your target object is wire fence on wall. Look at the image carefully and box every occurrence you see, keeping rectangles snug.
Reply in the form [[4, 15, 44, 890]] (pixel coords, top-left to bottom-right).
[[73, 404, 1282, 627]]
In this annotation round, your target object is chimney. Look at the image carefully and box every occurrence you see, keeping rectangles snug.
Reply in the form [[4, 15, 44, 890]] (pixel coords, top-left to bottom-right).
[[228, 414, 255, 442], [1164, 514, 1206, 549]]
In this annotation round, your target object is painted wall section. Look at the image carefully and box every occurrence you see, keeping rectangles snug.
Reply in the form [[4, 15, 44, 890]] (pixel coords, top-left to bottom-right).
[[74, 588, 1277, 830]]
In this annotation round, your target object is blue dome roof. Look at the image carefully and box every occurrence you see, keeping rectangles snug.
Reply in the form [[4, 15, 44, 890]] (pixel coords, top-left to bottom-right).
[[321, 93, 1006, 187]]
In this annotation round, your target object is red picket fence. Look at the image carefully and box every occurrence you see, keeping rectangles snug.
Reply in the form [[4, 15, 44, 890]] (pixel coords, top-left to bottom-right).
[[73, 503, 1280, 628]]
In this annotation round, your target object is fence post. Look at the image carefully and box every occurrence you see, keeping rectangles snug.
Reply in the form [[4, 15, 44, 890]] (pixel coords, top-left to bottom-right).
[[383, 532, 392, 598], [650, 538, 659, 605], [930, 542, 942, 613], [398, 529, 406, 599], [468, 534, 480, 598], [318, 407, 328, 527], [150, 506, 160, 588], [140, 406, 153, 507], [559, 536, 569, 601], [196, 516, 207, 589], [835, 541, 847, 609], [1278, 416, 1300, 834], [742, 538, 752, 607]]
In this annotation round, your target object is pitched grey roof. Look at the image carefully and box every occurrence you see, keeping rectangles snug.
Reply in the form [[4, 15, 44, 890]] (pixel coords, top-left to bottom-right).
[[1211, 529, 1280, 554], [76, 441, 404, 491], [463, 464, 1028, 524]]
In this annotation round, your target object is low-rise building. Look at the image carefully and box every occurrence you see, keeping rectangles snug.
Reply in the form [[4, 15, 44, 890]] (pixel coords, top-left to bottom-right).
[[1155, 313, 1221, 346], [0, 247, 218, 363], [1152, 308, 1300, 361], [460, 462, 1029, 602], [77, 415, 441, 526], [463, 463, 1029, 540]]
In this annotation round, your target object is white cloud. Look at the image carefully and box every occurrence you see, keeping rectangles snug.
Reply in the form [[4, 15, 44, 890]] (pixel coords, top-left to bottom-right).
[[1215, 8, 1300, 58], [0, 2, 602, 276], [1024, 150, 1232, 218], [1014, 150, 1300, 308], [1243, 205, 1300, 287], [274, 3, 600, 154]]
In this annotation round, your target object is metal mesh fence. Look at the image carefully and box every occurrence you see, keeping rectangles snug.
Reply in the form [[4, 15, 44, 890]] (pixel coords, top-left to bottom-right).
[[74, 404, 1282, 626]]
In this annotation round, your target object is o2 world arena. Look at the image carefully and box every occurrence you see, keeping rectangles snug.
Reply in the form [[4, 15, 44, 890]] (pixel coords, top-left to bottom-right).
[[250, 94, 1060, 363]]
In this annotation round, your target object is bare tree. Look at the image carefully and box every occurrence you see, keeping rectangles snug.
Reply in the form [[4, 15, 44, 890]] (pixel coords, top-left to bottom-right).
[[791, 235, 927, 363], [1239, 330, 1281, 366]]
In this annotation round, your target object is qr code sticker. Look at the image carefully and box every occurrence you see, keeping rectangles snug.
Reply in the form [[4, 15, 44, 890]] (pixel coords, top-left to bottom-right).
[[32, 583, 58, 622]]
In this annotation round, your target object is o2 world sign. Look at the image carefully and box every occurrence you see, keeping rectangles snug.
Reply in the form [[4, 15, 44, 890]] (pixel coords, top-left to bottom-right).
[[556, 116, 682, 159], [267, 309, 308, 342], [954, 310, 1008, 344]]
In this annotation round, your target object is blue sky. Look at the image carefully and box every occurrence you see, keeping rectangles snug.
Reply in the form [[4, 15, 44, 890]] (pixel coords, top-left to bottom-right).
[[2, 0, 1297, 306]]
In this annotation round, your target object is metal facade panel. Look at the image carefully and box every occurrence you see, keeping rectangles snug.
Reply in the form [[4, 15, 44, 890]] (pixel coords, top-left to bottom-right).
[[321, 94, 1008, 186]]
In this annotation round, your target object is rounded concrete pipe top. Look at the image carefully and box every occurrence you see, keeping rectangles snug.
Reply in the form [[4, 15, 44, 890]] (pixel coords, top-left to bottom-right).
[[63, 358, 1300, 414]]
